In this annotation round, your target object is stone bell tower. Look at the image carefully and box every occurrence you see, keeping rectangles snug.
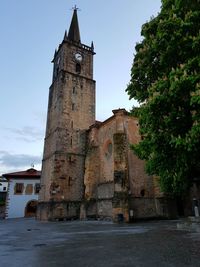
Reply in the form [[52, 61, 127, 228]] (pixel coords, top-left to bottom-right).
[[37, 8, 96, 220]]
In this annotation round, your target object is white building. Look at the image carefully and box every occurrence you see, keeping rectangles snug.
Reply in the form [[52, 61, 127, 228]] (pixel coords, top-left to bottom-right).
[[3, 168, 41, 219], [0, 177, 8, 193]]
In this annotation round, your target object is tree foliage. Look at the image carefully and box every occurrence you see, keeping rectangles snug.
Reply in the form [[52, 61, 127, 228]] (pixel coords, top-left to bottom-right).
[[127, 0, 200, 196]]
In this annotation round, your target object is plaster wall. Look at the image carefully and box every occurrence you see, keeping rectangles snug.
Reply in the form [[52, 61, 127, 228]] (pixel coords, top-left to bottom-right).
[[6, 178, 39, 219], [0, 181, 8, 192]]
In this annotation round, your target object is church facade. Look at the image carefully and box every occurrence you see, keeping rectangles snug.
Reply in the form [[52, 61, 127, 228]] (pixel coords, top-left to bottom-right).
[[37, 9, 176, 222]]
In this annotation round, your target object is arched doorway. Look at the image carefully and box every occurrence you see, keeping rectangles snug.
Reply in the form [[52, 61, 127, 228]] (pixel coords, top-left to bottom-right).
[[25, 200, 38, 217]]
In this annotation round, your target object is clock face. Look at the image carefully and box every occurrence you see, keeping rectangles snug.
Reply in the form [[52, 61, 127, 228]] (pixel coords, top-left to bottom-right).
[[74, 52, 83, 62]]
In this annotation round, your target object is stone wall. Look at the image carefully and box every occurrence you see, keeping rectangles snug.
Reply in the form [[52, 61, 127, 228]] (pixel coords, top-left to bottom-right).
[[125, 116, 155, 198], [97, 200, 112, 218], [83, 110, 169, 221], [37, 201, 81, 221], [38, 38, 96, 221], [97, 182, 114, 199], [129, 197, 177, 219], [129, 197, 157, 218], [84, 127, 100, 200], [112, 131, 129, 222]]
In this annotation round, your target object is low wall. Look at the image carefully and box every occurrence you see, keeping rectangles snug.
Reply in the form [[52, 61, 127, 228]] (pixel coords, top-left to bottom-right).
[[129, 197, 177, 219], [37, 201, 81, 221]]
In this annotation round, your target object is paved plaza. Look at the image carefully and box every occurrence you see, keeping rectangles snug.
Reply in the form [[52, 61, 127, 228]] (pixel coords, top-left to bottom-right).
[[0, 218, 200, 267]]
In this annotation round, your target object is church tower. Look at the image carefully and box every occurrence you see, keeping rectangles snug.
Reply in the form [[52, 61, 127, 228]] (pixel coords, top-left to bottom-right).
[[37, 8, 95, 220]]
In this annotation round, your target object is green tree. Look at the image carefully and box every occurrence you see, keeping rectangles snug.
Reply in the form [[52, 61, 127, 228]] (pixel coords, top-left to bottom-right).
[[126, 0, 200, 196]]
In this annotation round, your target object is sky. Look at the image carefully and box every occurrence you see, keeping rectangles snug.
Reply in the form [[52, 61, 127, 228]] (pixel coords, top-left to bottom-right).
[[0, 0, 161, 175]]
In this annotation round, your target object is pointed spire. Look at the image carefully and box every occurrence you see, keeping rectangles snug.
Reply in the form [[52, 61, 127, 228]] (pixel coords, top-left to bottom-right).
[[91, 41, 94, 51], [63, 30, 68, 41], [52, 48, 57, 63], [54, 48, 57, 58], [68, 8, 81, 43]]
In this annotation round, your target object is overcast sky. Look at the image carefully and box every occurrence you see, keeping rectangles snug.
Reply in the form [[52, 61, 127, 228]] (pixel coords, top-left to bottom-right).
[[0, 0, 161, 174]]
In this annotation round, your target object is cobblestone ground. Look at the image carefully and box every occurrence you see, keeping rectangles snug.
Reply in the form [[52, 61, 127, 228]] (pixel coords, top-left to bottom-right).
[[0, 218, 200, 267]]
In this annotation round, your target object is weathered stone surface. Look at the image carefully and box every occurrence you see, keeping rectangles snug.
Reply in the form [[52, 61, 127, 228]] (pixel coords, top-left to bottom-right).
[[97, 182, 114, 199], [37, 26, 95, 220], [38, 13, 175, 222], [37, 201, 81, 221], [83, 109, 170, 222]]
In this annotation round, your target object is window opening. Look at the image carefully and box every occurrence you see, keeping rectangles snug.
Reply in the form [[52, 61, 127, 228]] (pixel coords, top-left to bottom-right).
[[76, 63, 81, 73], [15, 183, 24, 194], [35, 183, 41, 194], [68, 177, 72, 186], [70, 136, 73, 147], [140, 189, 145, 197], [25, 184, 33, 195]]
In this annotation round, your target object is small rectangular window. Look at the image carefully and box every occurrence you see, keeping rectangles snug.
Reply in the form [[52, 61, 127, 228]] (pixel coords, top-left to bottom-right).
[[72, 103, 75, 110], [25, 184, 33, 195], [76, 63, 81, 73], [68, 177, 72, 186], [35, 183, 40, 194], [70, 136, 73, 147], [73, 87, 76, 94], [15, 183, 24, 194], [3, 187, 6, 191]]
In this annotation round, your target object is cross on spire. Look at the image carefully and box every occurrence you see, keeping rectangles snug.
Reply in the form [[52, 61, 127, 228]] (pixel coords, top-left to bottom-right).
[[68, 5, 81, 43], [71, 5, 81, 11]]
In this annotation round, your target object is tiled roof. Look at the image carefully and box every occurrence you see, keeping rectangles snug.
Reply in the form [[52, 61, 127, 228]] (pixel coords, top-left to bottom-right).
[[2, 168, 41, 179]]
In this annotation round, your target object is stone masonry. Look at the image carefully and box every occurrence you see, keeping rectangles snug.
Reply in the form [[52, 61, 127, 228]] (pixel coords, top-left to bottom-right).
[[37, 9, 176, 222]]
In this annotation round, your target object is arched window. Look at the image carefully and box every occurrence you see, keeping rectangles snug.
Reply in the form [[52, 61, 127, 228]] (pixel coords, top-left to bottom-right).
[[76, 63, 81, 74]]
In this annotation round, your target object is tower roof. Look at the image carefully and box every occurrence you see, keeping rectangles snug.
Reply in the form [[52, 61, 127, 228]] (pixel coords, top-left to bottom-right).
[[68, 8, 81, 43]]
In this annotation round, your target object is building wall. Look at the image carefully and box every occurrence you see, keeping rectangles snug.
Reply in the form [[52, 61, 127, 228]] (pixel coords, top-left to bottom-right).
[[84, 118, 116, 202], [0, 181, 8, 192], [125, 115, 155, 198], [84, 110, 168, 221], [6, 179, 40, 219], [39, 105, 174, 221]]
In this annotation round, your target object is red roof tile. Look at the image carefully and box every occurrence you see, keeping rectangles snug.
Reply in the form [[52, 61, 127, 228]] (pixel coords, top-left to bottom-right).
[[3, 168, 41, 179]]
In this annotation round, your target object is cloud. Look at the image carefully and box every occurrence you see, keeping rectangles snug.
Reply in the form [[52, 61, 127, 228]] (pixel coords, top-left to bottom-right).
[[5, 126, 44, 143], [0, 151, 42, 168]]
